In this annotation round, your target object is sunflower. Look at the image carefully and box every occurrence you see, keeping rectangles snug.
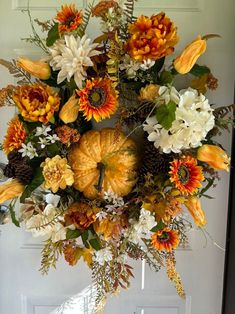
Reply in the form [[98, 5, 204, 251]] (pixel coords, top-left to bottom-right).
[[126, 12, 179, 62], [55, 4, 82, 33], [3, 117, 27, 154], [152, 228, 179, 252], [77, 78, 118, 122], [169, 156, 204, 195]]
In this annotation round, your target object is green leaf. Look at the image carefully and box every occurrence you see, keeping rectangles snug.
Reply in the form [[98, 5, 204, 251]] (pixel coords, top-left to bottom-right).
[[66, 229, 82, 240], [20, 167, 44, 202], [81, 230, 90, 248], [190, 64, 210, 77], [199, 177, 215, 197], [89, 238, 101, 251], [46, 23, 59, 47], [151, 221, 166, 232], [8, 201, 20, 227], [151, 57, 165, 74], [159, 71, 173, 84], [156, 101, 177, 130], [47, 143, 61, 157]]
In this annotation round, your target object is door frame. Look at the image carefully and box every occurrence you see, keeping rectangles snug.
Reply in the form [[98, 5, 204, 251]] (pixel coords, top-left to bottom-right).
[[222, 99, 235, 314]]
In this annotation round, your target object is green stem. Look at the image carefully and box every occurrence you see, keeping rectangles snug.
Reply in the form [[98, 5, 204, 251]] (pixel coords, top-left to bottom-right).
[[95, 162, 105, 193]]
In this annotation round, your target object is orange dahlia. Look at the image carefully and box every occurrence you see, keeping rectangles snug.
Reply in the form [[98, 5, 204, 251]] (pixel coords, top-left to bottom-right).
[[3, 117, 27, 154], [126, 12, 179, 62], [55, 4, 82, 33], [152, 228, 179, 252], [169, 156, 204, 195], [13, 83, 60, 124], [64, 202, 97, 230], [77, 78, 118, 122]]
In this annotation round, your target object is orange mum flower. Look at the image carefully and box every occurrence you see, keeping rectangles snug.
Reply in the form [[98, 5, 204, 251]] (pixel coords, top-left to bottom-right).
[[126, 12, 179, 62], [64, 202, 97, 230], [77, 78, 118, 122], [3, 117, 27, 154], [55, 125, 80, 145], [169, 156, 204, 195], [152, 228, 179, 252], [92, 0, 118, 17], [13, 83, 60, 124], [55, 4, 82, 33]]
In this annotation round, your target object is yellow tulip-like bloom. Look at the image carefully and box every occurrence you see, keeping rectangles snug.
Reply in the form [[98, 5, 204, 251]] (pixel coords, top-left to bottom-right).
[[41, 155, 74, 193], [13, 83, 60, 124], [17, 58, 51, 80], [174, 36, 206, 74], [139, 84, 160, 101], [126, 12, 179, 62], [0, 179, 24, 204], [59, 94, 80, 124], [197, 144, 230, 171], [185, 196, 207, 227], [3, 117, 27, 154]]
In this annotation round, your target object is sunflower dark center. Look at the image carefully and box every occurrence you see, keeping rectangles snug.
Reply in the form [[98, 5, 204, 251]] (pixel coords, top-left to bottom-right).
[[64, 15, 75, 26], [88, 87, 106, 108], [157, 231, 170, 243], [177, 164, 190, 184]]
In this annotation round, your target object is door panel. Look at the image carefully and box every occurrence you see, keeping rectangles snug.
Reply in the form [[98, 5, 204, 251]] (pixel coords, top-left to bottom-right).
[[0, 1, 234, 314]]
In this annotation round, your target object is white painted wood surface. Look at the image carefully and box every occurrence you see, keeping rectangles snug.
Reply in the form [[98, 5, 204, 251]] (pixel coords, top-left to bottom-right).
[[0, 1, 234, 313]]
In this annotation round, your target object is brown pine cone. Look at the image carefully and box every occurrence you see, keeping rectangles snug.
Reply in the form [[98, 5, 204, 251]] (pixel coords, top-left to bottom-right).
[[3, 163, 15, 178], [15, 164, 33, 185], [7, 150, 23, 163], [138, 136, 174, 182]]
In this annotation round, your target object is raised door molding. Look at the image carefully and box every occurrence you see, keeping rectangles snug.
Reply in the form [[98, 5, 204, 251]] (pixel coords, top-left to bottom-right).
[[12, 0, 86, 10], [135, 0, 203, 12], [14, 0, 203, 12]]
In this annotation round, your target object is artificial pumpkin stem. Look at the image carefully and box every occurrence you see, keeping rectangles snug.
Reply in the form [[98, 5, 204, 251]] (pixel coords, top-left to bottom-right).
[[95, 162, 106, 192]]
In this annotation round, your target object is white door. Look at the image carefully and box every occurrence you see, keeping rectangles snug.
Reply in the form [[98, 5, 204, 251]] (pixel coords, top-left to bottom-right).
[[0, 1, 234, 314]]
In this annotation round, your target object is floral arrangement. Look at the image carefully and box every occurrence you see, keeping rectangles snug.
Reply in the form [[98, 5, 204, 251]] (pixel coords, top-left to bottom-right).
[[0, 0, 233, 306]]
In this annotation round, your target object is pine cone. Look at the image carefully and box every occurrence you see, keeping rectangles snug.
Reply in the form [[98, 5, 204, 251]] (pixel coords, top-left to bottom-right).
[[123, 102, 154, 126], [138, 137, 174, 182], [3, 163, 15, 178], [15, 164, 33, 185], [7, 150, 23, 163]]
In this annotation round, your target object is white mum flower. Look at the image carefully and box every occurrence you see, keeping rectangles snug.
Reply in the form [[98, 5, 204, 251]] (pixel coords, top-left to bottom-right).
[[93, 247, 113, 266], [25, 204, 66, 243], [49, 34, 100, 88], [143, 87, 215, 153]]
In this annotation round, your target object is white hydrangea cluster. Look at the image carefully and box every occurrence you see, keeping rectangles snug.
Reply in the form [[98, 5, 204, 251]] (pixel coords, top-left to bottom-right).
[[127, 208, 156, 244], [143, 86, 215, 153], [119, 54, 155, 79]]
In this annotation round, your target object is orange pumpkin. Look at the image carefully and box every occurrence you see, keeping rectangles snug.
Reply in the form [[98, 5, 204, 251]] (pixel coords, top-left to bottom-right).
[[68, 128, 138, 199]]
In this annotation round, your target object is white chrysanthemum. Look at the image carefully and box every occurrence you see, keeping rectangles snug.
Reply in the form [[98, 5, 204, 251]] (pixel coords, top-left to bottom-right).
[[93, 247, 113, 266], [25, 204, 66, 243], [49, 35, 100, 88], [143, 87, 215, 153]]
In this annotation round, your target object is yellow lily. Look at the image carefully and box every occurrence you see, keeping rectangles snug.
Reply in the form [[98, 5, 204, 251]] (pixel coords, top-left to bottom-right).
[[59, 94, 80, 124], [0, 179, 24, 204], [174, 35, 206, 74], [17, 57, 51, 80], [185, 196, 207, 227], [197, 144, 230, 171]]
